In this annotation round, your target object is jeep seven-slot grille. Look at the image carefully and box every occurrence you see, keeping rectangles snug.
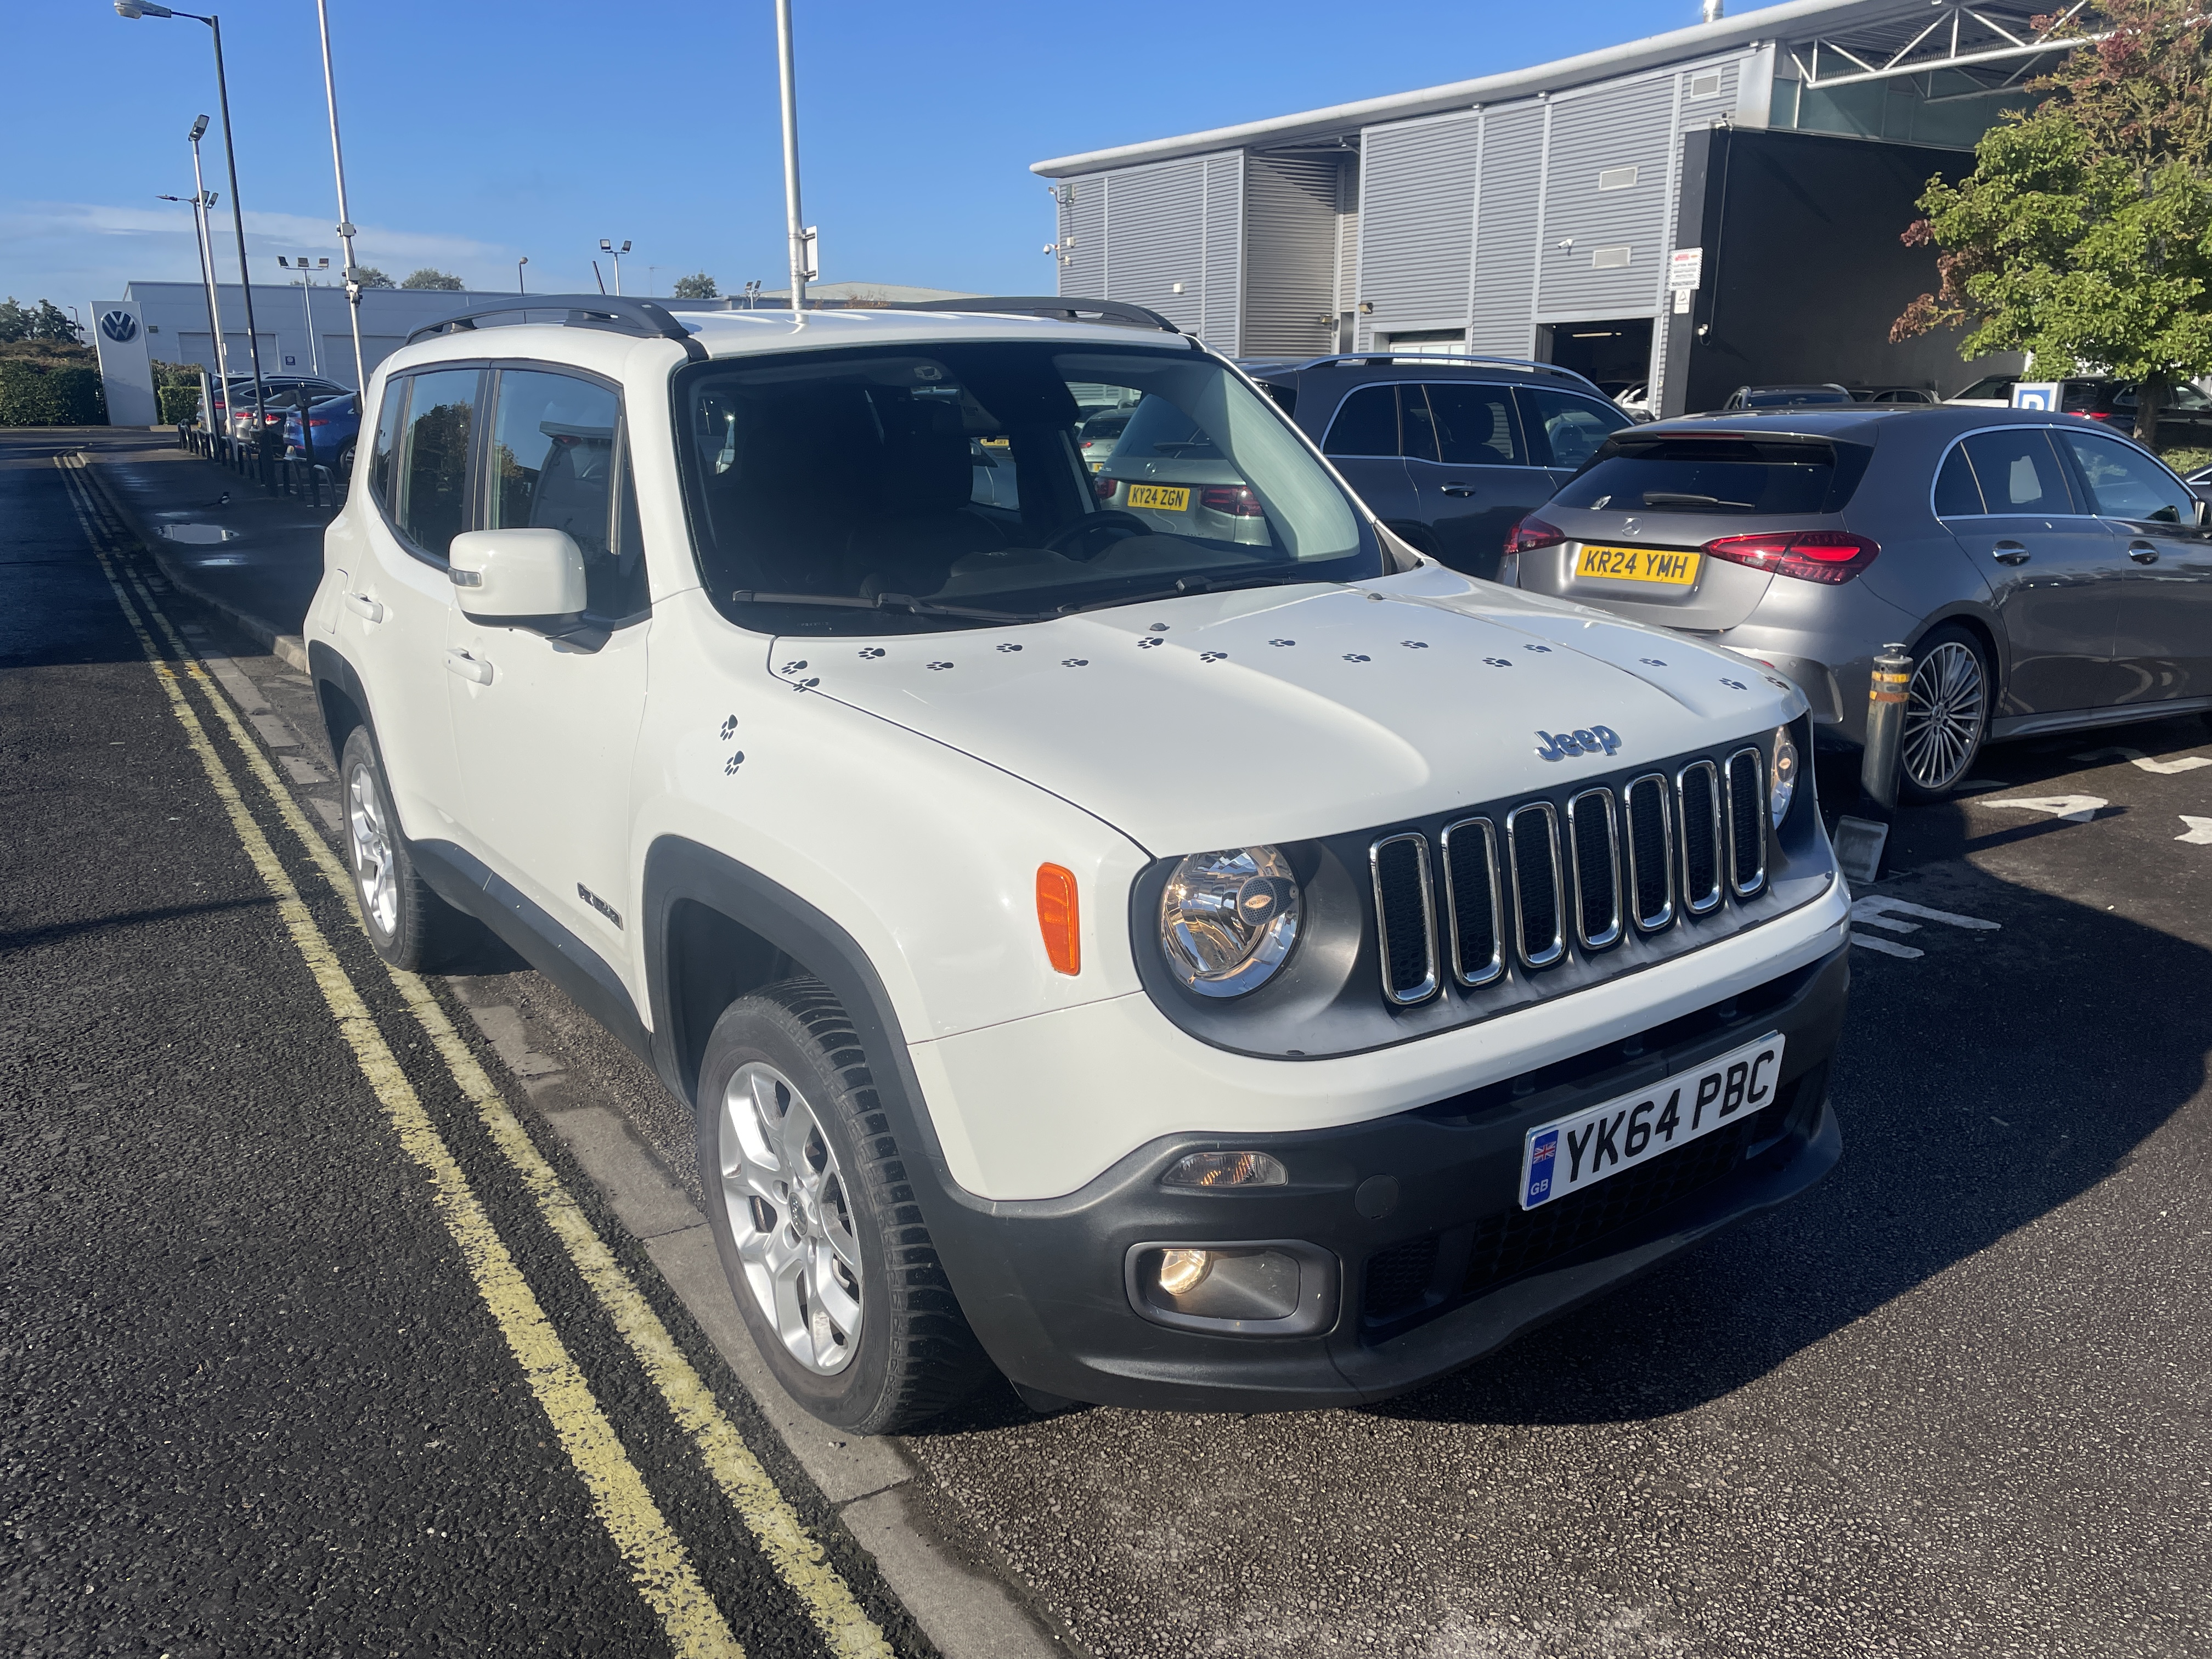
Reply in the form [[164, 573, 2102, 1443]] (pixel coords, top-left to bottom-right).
[[1367, 745, 1768, 1006]]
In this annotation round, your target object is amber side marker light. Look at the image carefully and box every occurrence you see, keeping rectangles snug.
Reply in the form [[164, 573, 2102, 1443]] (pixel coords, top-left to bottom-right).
[[1036, 864, 1080, 975]]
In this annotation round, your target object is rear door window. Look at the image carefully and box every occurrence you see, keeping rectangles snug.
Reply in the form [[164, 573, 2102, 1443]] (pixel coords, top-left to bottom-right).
[[393, 367, 481, 560], [1959, 428, 2076, 514], [1418, 383, 1525, 465], [2058, 429, 2196, 523], [1321, 385, 1400, 457], [1521, 388, 1631, 470], [1549, 435, 1866, 515]]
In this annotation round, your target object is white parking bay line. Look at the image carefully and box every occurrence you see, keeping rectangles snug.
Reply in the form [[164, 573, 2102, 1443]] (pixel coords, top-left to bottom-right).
[[2177, 816, 2212, 845], [1980, 794, 2108, 823], [1848, 931, 1924, 958], [2073, 746, 2212, 775], [1848, 896, 2000, 961]]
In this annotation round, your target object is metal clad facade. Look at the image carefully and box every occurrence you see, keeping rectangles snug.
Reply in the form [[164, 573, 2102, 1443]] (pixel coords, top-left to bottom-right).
[[1200, 153, 1244, 353], [1355, 112, 1483, 347], [1242, 152, 1342, 357], [1057, 177, 1105, 297], [1537, 73, 1679, 317], [1467, 103, 1545, 354], [1053, 151, 1240, 350]]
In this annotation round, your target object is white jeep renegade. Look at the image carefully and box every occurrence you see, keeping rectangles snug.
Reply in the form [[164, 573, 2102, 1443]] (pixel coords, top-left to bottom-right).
[[310, 296, 1852, 1432]]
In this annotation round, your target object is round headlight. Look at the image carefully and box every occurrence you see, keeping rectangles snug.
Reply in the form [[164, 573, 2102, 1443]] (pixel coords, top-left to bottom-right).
[[1770, 723, 1799, 827], [1158, 847, 1301, 998]]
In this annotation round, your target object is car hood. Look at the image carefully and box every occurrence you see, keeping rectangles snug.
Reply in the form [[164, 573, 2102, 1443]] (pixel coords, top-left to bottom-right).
[[770, 565, 1807, 854]]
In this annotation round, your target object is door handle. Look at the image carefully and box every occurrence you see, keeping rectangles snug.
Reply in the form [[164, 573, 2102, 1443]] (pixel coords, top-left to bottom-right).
[[444, 647, 493, 685], [1990, 541, 2030, 566], [343, 591, 385, 622], [2128, 541, 2160, 564], [1438, 484, 1479, 498]]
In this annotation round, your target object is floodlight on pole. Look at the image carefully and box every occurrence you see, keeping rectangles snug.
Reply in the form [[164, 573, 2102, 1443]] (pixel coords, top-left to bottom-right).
[[113, 1, 270, 447], [185, 113, 232, 398], [599, 238, 631, 296]]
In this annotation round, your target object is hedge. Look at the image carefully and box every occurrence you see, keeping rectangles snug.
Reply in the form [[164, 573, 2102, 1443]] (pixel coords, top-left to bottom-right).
[[0, 360, 106, 426], [159, 383, 202, 424]]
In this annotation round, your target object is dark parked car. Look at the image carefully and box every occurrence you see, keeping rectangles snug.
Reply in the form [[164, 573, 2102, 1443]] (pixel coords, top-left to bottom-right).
[[1851, 386, 1941, 405], [1240, 354, 1634, 580], [210, 374, 352, 443], [1720, 383, 1857, 410], [1948, 376, 2212, 449], [282, 391, 360, 479], [1508, 406, 2212, 797]]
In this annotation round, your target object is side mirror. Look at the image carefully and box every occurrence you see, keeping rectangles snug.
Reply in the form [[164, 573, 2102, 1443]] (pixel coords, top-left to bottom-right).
[[448, 529, 586, 623], [2196, 495, 2209, 529]]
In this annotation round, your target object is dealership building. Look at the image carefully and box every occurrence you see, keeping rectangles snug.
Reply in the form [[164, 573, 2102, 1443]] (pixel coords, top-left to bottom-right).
[[1032, 0, 2068, 412]]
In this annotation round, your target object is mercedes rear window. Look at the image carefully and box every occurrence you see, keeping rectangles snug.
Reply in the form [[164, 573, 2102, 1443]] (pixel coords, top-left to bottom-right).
[[1549, 435, 1871, 515]]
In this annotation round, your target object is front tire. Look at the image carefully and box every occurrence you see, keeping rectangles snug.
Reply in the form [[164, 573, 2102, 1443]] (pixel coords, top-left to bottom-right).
[[1898, 624, 1991, 800], [338, 726, 473, 969], [697, 979, 989, 1433]]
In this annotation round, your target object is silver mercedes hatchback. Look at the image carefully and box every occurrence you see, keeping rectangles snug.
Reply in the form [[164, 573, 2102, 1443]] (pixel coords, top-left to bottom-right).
[[1507, 406, 2212, 796]]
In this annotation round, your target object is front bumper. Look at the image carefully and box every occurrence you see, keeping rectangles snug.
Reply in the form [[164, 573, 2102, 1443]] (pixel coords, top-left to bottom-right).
[[928, 941, 1848, 1412]]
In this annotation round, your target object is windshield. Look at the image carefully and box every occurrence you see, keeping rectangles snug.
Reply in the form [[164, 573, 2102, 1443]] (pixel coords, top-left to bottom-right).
[[676, 340, 1379, 634], [1955, 376, 2016, 400], [1551, 436, 1869, 514]]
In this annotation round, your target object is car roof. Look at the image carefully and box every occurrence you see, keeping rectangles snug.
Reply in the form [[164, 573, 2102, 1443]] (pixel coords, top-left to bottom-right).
[[1627, 405, 2102, 444], [1243, 355, 1609, 395]]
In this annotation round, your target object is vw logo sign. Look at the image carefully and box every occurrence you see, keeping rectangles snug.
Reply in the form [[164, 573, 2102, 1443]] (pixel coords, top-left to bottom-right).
[[99, 309, 139, 344]]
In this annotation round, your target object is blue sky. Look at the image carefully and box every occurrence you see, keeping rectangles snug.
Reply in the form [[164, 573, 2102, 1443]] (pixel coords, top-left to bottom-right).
[[8, 0, 1707, 317]]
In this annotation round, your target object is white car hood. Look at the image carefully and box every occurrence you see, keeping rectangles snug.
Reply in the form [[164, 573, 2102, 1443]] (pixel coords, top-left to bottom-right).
[[771, 566, 1807, 854]]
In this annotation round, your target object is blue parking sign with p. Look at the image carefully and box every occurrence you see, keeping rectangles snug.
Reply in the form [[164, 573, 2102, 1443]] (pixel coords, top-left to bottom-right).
[[2011, 381, 2062, 411]]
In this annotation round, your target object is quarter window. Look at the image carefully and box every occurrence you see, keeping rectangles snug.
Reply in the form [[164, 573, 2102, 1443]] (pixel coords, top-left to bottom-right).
[[394, 368, 481, 560], [1932, 447, 1984, 517], [487, 368, 648, 617], [2058, 428, 2196, 523], [367, 376, 408, 511], [1321, 385, 1400, 458], [1957, 429, 2074, 514]]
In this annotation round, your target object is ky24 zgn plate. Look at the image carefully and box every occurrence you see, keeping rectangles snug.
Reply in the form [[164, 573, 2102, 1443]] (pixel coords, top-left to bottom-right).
[[1519, 1032, 1786, 1210]]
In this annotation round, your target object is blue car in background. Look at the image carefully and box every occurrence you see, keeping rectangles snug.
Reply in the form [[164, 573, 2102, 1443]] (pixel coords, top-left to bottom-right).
[[283, 392, 361, 482]]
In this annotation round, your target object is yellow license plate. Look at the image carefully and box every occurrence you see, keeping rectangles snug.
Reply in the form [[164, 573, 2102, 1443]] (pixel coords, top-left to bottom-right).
[[1575, 544, 1701, 585], [1125, 483, 1190, 511]]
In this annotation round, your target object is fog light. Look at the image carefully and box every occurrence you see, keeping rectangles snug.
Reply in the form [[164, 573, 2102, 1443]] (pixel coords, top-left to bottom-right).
[[1161, 1150, 1288, 1189], [1156, 1248, 1212, 1295]]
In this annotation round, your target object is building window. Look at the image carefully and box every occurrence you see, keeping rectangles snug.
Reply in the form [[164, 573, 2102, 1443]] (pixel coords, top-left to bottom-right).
[[1598, 166, 1639, 191], [1592, 246, 1633, 269]]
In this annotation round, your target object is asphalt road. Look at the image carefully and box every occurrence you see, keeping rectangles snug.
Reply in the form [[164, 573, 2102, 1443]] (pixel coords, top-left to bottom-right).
[[7, 430, 2209, 1658], [1, 434, 933, 1658]]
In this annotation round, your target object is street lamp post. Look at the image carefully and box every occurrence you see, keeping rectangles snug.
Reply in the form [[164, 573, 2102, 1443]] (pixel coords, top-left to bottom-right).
[[312, 0, 368, 394], [517, 255, 529, 295], [114, 1, 270, 473], [279, 256, 330, 375], [183, 114, 233, 399], [598, 239, 632, 296], [155, 180, 227, 407]]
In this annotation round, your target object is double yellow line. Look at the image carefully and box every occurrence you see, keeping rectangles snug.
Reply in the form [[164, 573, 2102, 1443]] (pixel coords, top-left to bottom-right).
[[55, 454, 890, 1659]]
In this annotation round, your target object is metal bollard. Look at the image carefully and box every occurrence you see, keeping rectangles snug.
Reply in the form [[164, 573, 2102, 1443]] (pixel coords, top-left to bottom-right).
[[1860, 642, 1912, 812]]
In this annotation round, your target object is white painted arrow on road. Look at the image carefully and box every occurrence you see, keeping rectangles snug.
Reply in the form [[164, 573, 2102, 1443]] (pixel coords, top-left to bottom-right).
[[2072, 746, 2212, 775], [2178, 816, 2212, 845], [1848, 895, 2002, 958], [1981, 794, 2108, 823]]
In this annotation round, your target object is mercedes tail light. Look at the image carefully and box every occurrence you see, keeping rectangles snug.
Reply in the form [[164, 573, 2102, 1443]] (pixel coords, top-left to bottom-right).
[[1702, 529, 1878, 584], [1505, 515, 1569, 554], [1199, 484, 1265, 517]]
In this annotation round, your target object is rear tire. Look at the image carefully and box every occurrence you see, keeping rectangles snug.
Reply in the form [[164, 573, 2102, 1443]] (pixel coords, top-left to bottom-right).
[[1898, 624, 1991, 801], [697, 979, 989, 1433], [338, 726, 474, 969]]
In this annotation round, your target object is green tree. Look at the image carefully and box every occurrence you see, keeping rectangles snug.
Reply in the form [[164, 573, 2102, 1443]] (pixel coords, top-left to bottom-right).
[[354, 266, 396, 289], [0, 298, 29, 343], [30, 300, 82, 343], [671, 271, 719, 299], [1897, 0, 2212, 443], [400, 268, 464, 291]]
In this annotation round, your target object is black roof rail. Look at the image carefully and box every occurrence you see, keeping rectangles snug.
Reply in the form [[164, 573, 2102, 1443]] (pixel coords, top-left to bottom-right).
[[889, 295, 1187, 335], [1291, 352, 1607, 397], [404, 295, 707, 362]]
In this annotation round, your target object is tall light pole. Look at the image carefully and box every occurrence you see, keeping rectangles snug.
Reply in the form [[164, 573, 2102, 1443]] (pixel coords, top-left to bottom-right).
[[114, 1, 269, 444], [155, 181, 227, 396], [311, 0, 368, 393], [776, 0, 812, 318], [279, 255, 329, 375], [599, 238, 631, 296], [517, 255, 529, 295], [183, 114, 233, 396]]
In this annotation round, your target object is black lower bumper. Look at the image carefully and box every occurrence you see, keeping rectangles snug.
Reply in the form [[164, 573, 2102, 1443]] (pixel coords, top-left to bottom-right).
[[925, 941, 1850, 1412]]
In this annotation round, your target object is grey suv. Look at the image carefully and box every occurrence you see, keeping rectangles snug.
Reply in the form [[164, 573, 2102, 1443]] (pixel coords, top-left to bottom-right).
[[1510, 406, 2212, 795], [1242, 355, 1634, 580]]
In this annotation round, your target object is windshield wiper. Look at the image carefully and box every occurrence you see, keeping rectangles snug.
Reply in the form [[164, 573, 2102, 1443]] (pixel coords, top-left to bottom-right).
[[729, 589, 1041, 624], [1639, 491, 1757, 510], [1051, 569, 1325, 618]]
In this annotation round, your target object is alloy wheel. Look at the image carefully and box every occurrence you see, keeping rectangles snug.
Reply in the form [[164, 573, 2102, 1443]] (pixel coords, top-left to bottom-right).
[[720, 1062, 864, 1375], [1900, 639, 1986, 791], [346, 764, 399, 936]]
